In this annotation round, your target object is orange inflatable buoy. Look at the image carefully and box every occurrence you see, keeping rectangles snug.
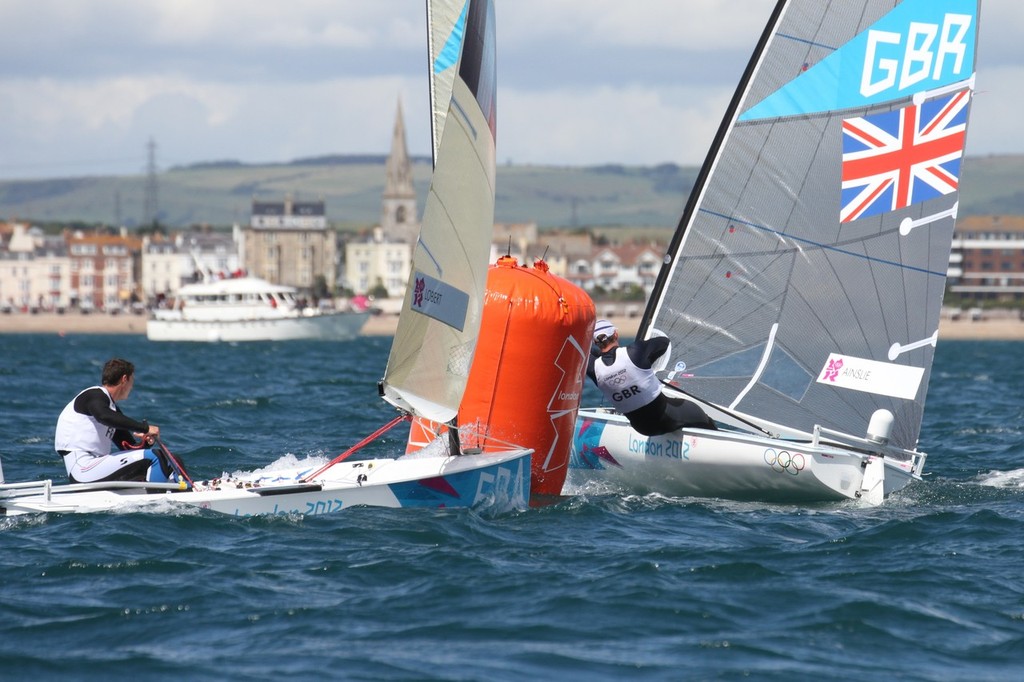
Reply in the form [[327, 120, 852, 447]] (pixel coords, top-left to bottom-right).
[[407, 255, 595, 504]]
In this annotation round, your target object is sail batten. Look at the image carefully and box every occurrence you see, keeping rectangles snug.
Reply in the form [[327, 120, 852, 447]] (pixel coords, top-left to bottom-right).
[[695, 208, 952, 278], [644, 0, 980, 450]]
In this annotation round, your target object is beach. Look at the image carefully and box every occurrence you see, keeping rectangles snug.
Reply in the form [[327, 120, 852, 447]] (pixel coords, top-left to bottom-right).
[[1, 310, 1023, 340]]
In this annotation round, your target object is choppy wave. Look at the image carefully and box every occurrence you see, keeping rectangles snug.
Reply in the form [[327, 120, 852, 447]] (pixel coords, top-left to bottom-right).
[[978, 468, 1024, 489], [1, 336, 1023, 679]]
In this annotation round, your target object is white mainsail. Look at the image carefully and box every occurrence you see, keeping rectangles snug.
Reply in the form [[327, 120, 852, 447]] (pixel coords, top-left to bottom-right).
[[381, 0, 497, 423], [426, 0, 470, 165]]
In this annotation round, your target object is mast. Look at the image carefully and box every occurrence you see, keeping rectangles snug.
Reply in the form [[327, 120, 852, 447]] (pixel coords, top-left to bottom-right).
[[631, 0, 980, 449], [638, 0, 788, 341], [425, 0, 439, 167], [380, 0, 497, 424]]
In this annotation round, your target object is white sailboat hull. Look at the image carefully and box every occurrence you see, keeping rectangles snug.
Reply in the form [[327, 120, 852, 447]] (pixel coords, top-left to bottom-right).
[[602, 1, 983, 505], [0, 449, 531, 517], [146, 310, 370, 342], [570, 408, 918, 503]]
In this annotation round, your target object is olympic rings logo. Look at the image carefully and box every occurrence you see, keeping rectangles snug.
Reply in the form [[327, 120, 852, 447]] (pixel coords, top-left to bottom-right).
[[764, 448, 806, 475]]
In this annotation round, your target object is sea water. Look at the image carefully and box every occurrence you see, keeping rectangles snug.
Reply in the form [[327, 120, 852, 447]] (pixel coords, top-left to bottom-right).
[[0, 334, 1021, 681]]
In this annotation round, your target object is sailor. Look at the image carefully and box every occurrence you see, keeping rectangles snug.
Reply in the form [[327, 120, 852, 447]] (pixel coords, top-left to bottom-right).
[[54, 358, 175, 484], [586, 319, 716, 436]]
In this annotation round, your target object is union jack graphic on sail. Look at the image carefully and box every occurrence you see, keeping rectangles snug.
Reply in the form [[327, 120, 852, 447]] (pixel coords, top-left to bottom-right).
[[839, 89, 970, 223]]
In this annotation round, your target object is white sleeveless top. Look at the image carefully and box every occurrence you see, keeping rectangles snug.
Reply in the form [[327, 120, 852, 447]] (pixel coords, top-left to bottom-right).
[[54, 386, 116, 456], [593, 348, 662, 413]]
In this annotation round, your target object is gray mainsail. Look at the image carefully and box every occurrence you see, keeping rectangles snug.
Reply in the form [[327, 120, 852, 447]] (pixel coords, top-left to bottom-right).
[[642, 0, 980, 452]]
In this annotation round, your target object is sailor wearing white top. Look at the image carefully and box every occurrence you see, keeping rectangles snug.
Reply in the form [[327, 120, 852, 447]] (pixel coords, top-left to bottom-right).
[[586, 319, 716, 437], [54, 358, 173, 484]]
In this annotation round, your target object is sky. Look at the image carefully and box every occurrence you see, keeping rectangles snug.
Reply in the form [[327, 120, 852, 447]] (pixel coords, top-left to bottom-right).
[[0, 0, 1020, 180]]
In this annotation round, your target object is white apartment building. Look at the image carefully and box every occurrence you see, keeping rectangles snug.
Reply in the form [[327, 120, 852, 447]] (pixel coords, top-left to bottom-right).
[[345, 227, 412, 298], [0, 223, 70, 311], [565, 242, 663, 299]]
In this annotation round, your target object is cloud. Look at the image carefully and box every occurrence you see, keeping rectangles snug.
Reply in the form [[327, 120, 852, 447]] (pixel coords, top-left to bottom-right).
[[500, 83, 735, 167], [968, 64, 1024, 158], [0, 0, 1018, 180]]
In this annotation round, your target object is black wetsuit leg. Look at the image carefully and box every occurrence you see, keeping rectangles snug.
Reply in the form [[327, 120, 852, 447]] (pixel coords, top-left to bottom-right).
[[626, 395, 717, 435], [69, 458, 151, 484], [662, 396, 717, 431]]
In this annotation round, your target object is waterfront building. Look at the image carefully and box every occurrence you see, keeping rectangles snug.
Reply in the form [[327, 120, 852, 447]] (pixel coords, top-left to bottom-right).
[[141, 228, 241, 301], [948, 215, 1024, 303], [0, 222, 69, 311], [242, 195, 337, 293]]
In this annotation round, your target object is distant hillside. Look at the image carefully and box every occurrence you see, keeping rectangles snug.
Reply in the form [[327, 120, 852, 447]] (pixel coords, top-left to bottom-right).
[[0, 154, 1019, 231], [958, 155, 1024, 217]]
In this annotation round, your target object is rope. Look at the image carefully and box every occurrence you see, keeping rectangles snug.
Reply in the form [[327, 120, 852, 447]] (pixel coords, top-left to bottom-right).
[[120, 436, 194, 488], [155, 438, 195, 487], [301, 414, 411, 482]]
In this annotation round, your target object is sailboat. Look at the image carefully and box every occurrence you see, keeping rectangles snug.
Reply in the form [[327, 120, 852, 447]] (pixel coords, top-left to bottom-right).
[[570, 0, 981, 504], [0, 0, 532, 517]]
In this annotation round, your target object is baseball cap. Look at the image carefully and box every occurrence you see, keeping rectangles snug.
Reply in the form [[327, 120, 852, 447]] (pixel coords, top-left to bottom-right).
[[593, 319, 617, 343]]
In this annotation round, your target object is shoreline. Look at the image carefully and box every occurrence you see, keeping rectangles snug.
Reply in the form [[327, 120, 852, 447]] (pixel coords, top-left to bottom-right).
[[2, 311, 1024, 341]]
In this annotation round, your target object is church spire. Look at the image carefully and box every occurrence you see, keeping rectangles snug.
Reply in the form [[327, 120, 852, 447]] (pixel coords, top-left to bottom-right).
[[381, 97, 418, 241], [384, 98, 415, 200]]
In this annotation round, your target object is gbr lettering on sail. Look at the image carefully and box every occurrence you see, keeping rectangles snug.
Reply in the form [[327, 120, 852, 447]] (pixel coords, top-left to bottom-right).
[[861, 12, 971, 97]]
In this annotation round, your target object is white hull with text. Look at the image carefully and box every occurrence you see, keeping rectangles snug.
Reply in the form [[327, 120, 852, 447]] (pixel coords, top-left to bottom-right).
[[0, 445, 531, 517], [571, 407, 919, 504]]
